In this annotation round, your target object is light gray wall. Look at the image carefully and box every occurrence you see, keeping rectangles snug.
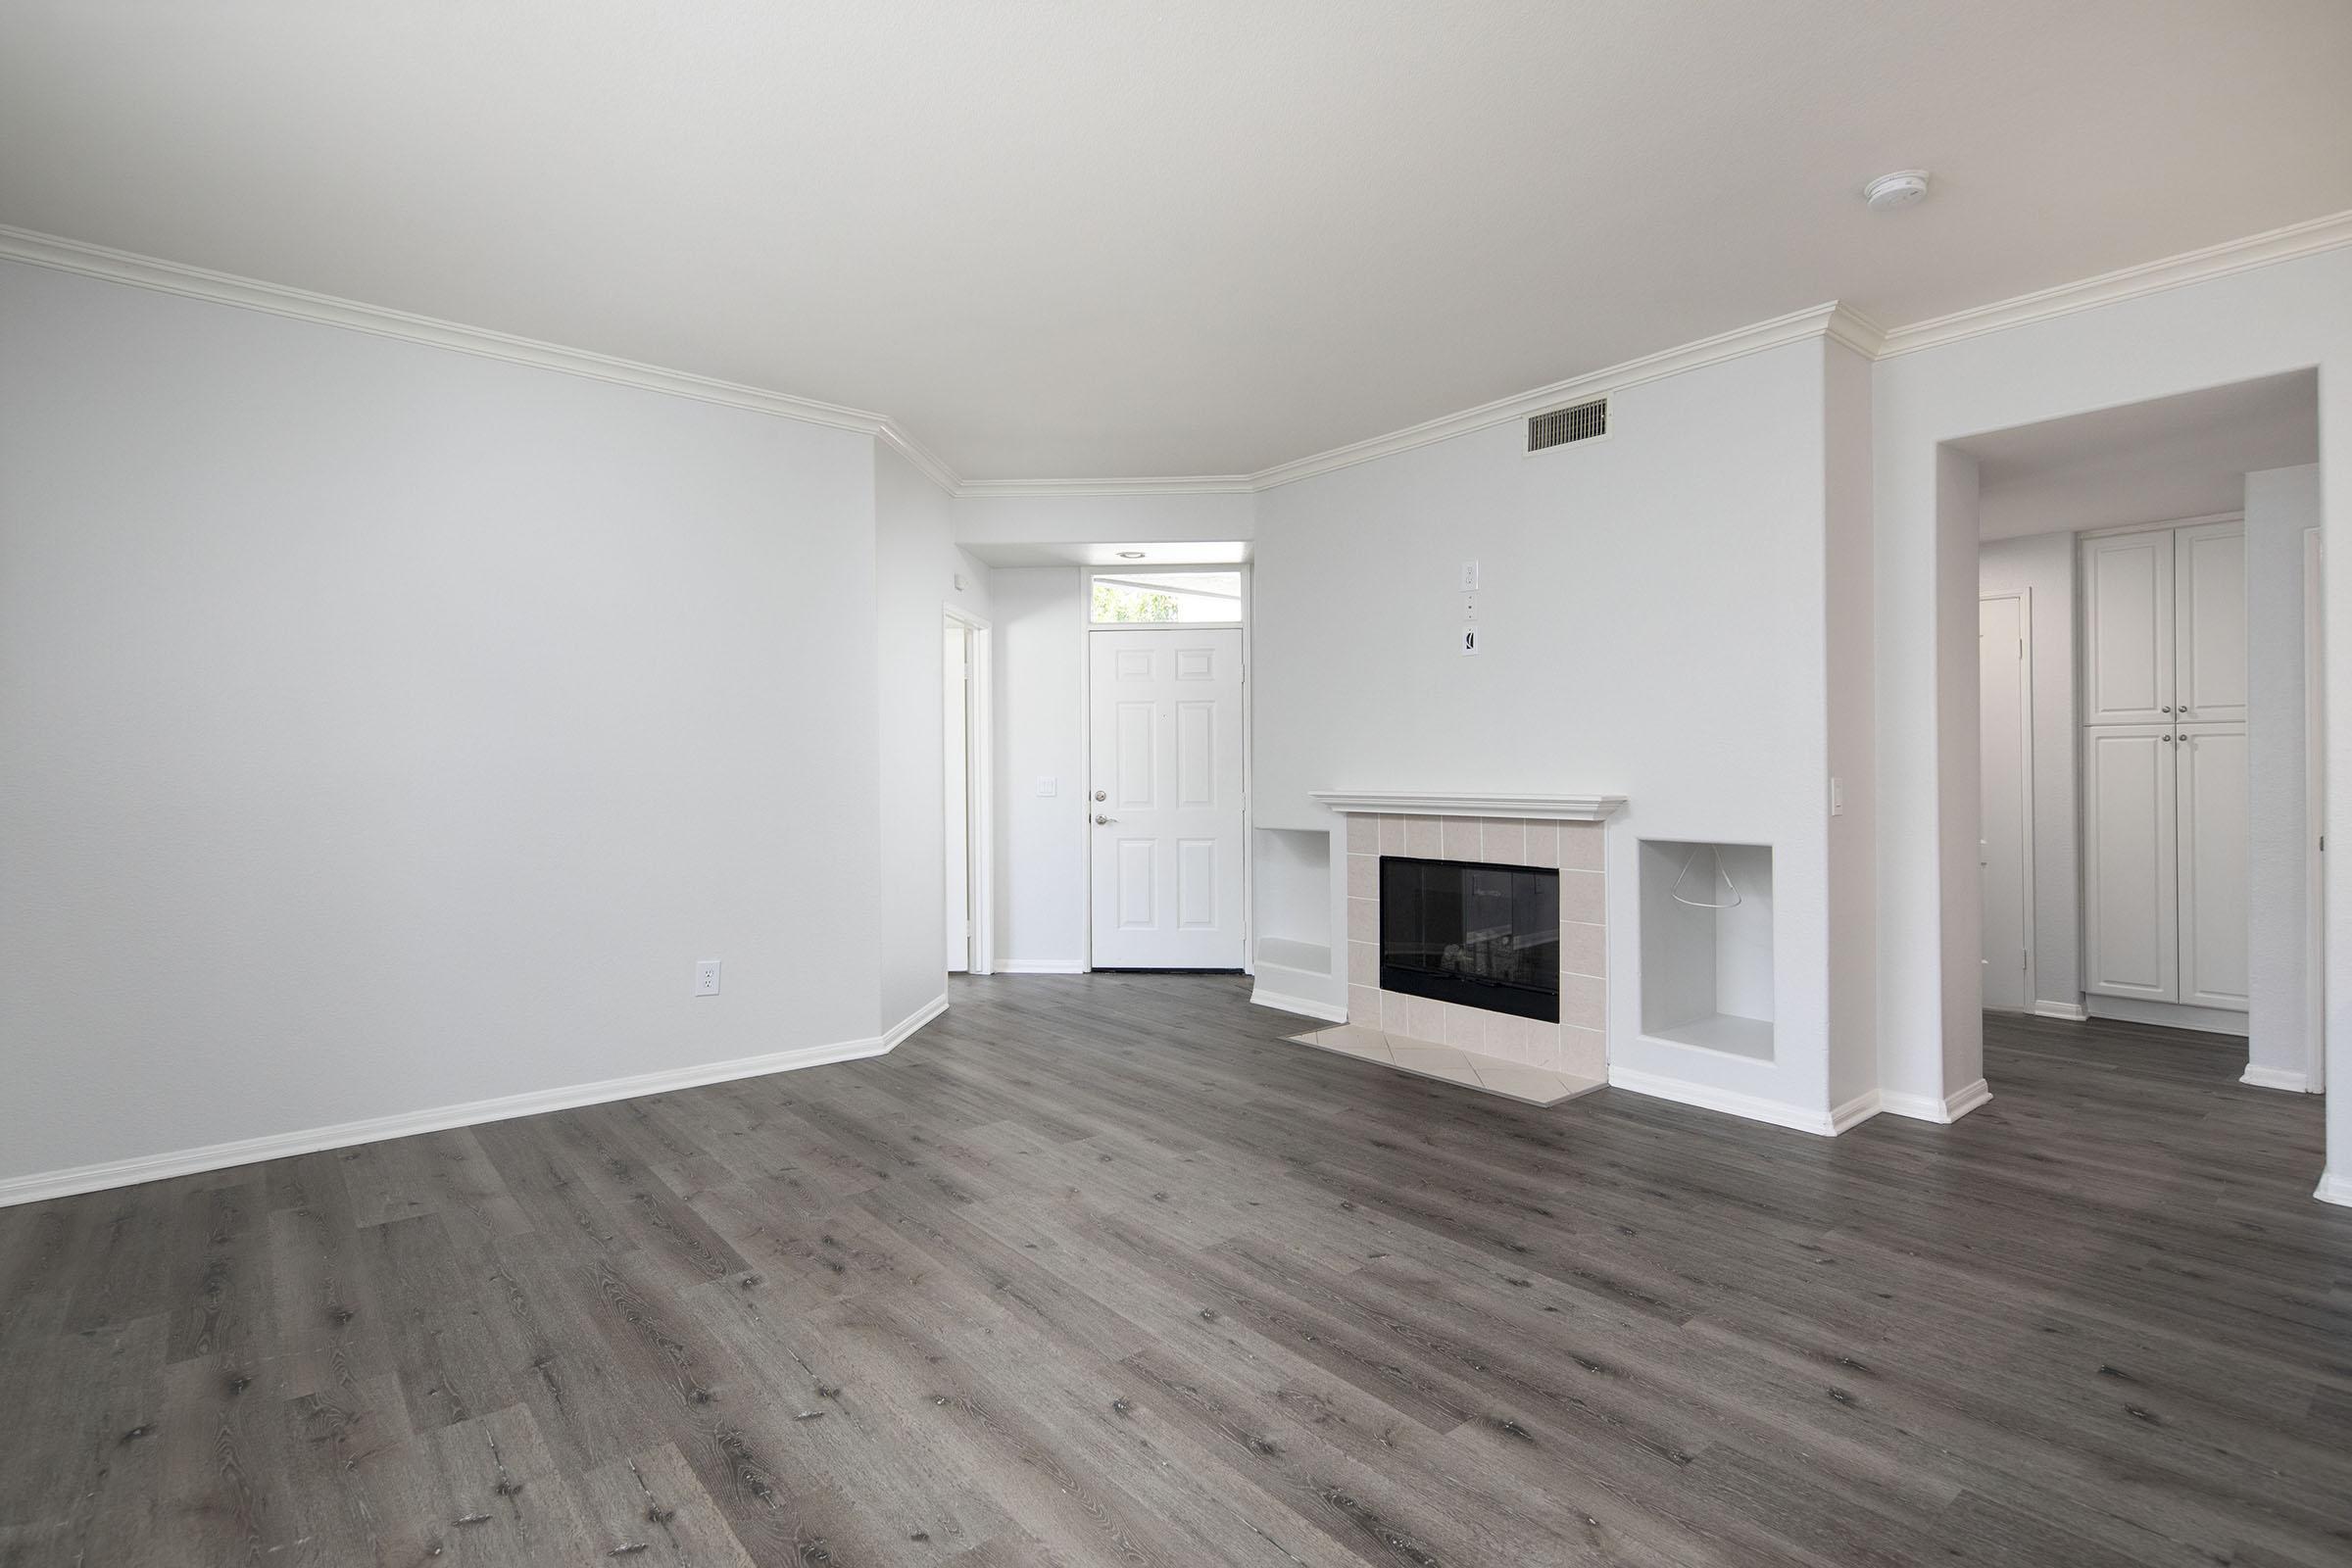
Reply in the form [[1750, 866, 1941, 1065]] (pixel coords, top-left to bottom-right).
[[1977, 531, 2081, 1009], [1251, 338, 1848, 1121], [2246, 463, 2321, 1085], [0, 259, 885, 1187], [875, 445, 992, 1030], [990, 567, 1088, 967]]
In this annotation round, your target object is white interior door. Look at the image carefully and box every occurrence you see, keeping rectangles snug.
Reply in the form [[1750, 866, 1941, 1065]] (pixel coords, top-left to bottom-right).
[[2175, 520, 2247, 723], [2082, 529, 2175, 724], [1088, 626, 1247, 969], [2082, 725, 2180, 1002], [1979, 595, 2032, 1010], [943, 621, 970, 973], [2177, 725, 2250, 1011]]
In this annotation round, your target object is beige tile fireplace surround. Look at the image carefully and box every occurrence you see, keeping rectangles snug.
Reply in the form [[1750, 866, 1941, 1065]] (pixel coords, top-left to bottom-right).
[[1305, 791, 1626, 1104], [1345, 809, 1608, 1076]]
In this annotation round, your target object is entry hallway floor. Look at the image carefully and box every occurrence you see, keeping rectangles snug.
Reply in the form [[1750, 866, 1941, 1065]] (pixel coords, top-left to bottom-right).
[[1, 975, 2347, 1566]]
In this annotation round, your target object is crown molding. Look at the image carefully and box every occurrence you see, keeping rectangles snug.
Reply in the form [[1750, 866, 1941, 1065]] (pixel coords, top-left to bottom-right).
[[0, 221, 968, 495], [1245, 302, 1860, 492], [957, 474, 1256, 499], [11, 209, 2349, 502], [956, 213, 2352, 496], [1876, 208, 2352, 359]]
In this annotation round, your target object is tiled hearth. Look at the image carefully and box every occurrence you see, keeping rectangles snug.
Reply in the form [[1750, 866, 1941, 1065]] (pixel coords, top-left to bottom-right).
[[1343, 810, 1607, 1080], [1283, 1021, 1600, 1106]]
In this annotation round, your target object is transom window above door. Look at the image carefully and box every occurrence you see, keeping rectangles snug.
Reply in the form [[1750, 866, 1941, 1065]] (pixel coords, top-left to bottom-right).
[[1091, 570, 1242, 623]]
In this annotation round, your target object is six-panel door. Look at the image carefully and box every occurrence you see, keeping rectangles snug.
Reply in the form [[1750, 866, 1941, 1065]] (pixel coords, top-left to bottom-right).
[[1087, 626, 1247, 969]]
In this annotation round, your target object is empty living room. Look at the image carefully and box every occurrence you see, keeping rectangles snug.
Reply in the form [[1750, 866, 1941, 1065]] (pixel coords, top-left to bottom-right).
[[7, 3, 2352, 1564]]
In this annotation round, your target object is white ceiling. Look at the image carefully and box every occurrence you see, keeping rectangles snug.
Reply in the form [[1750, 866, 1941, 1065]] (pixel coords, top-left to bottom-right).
[[1962, 370, 2319, 541], [3, 2, 2348, 481]]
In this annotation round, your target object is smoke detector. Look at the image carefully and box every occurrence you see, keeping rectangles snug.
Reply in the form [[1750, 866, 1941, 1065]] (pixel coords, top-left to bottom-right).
[[1863, 170, 1931, 211]]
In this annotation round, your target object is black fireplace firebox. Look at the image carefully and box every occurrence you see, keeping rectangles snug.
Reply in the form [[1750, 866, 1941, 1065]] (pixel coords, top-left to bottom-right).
[[1379, 856, 1560, 1022]]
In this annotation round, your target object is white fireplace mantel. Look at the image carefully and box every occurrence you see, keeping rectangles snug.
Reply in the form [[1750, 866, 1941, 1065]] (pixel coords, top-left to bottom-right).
[[1309, 790, 1627, 822]]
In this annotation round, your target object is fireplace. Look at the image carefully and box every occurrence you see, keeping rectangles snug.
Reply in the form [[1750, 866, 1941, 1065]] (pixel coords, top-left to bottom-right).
[[1378, 856, 1560, 1022]]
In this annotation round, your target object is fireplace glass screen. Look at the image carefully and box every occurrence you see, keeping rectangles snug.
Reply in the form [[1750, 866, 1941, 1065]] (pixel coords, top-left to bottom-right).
[[1378, 856, 1560, 1022]]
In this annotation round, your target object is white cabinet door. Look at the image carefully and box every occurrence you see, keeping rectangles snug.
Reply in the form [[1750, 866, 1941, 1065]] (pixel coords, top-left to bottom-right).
[[2082, 529, 2175, 725], [1087, 627, 1248, 969], [2174, 521, 2247, 724], [2082, 725, 2179, 1002], [2176, 724, 2249, 1011]]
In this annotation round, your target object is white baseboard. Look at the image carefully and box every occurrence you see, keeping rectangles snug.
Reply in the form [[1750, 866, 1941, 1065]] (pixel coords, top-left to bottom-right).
[[0, 1021, 917, 1211], [995, 957, 1087, 975], [1828, 1090, 1883, 1135], [1880, 1078, 1992, 1124], [2316, 1170, 2352, 1208], [2030, 1000, 2088, 1021], [2239, 1063, 2312, 1093], [1943, 1078, 1993, 1118], [1604, 1066, 1845, 1137], [1250, 985, 1348, 1023], [2084, 995, 2249, 1037], [883, 993, 951, 1051]]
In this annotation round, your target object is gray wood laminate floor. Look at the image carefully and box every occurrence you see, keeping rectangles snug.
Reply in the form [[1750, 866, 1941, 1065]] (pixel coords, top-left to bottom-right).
[[2, 974, 2347, 1567]]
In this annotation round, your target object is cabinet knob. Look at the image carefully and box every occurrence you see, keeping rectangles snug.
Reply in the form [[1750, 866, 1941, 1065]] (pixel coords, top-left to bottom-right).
[[2162, 734, 2174, 744], [2161, 705, 2173, 713]]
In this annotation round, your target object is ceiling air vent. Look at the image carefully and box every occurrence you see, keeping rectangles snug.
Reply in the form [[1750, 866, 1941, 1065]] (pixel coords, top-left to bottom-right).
[[1527, 397, 1608, 454]]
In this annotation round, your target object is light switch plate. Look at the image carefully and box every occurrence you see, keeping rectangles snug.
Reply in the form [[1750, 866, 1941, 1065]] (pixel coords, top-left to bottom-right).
[[1035, 776, 1057, 797], [694, 959, 721, 997], [1459, 561, 1481, 591]]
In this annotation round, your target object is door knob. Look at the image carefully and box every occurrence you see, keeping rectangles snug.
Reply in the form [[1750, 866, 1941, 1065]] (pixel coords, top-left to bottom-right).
[[1095, 813, 1117, 824]]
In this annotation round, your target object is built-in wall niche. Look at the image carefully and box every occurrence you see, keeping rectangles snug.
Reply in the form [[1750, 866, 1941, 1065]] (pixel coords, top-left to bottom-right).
[[1252, 825, 1334, 985], [1639, 839, 1775, 1061]]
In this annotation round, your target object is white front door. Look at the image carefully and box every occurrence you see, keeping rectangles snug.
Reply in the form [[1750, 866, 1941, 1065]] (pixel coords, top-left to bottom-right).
[[1979, 595, 2031, 1010], [1088, 626, 1247, 969]]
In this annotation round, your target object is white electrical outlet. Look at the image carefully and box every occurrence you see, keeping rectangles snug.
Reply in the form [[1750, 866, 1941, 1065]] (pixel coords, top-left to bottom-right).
[[1459, 560, 1481, 591], [1035, 776, 1058, 797], [1460, 625, 1481, 656], [1462, 593, 1479, 620], [694, 959, 721, 996]]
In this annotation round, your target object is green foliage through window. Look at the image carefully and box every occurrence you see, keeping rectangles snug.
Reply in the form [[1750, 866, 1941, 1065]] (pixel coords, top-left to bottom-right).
[[1092, 582, 1182, 621]]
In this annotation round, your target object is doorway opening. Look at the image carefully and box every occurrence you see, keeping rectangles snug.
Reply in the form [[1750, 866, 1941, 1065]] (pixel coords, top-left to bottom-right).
[[1958, 368, 2322, 1094]]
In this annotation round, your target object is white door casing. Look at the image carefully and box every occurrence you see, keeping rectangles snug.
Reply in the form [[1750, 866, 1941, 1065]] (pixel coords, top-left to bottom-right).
[[1979, 594, 2033, 1010], [944, 620, 970, 974], [2305, 527, 2327, 1091], [2082, 724, 2180, 1003], [1087, 626, 1247, 969]]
